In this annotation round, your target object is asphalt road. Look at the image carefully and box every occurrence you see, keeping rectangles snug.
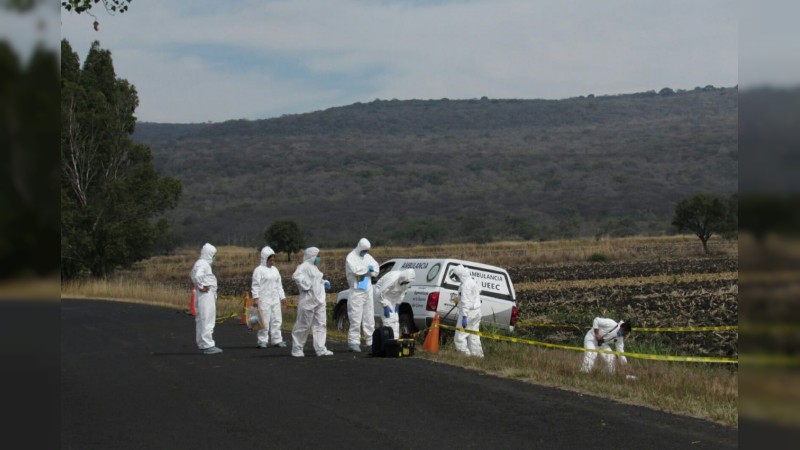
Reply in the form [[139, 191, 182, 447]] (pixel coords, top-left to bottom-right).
[[62, 299, 737, 449]]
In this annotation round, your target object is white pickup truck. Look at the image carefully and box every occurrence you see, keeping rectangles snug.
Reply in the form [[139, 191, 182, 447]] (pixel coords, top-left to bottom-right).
[[333, 258, 518, 336]]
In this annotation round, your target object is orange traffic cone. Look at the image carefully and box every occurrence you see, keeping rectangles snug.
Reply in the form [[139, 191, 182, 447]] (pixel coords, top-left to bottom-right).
[[422, 312, 441, 353], [241, 291, 251, 325], [189, 286, 197, 316]]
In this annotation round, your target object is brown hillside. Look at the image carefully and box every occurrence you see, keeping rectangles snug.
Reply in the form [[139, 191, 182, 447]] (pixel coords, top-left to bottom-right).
[[133, 87, 737, 247]]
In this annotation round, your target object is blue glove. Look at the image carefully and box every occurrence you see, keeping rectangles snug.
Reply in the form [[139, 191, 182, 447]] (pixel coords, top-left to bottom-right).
[[324, 280, 331, 291], [461, 316, 468, 328], [368, 265, 375, 273], [384, 306, 391, 318]]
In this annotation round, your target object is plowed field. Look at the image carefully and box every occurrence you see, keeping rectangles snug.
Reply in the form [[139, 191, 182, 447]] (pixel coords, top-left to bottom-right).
[[513, 257, 738, 358]]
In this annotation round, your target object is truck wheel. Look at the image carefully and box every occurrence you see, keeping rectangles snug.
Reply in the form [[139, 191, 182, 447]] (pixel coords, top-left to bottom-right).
[[334, 301, 350, 333]]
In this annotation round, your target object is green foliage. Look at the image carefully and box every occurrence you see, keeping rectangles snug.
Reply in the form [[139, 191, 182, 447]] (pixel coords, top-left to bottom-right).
[[391, 219, 446, 244], [722, 193, 738, 240], [264, 220, 304, 261], [62, 0, 132, 30], [0, 43, 60, 277], [60, 39, 181, 278], [504, 215, 538, 240], [597, 217, 639, 238], [61, 0, 132, 31], [62, 0, 131, 14], [671, 193, 735, 254]]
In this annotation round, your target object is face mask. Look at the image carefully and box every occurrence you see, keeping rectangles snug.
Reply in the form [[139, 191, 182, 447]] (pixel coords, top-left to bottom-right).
[[359, 250, 368, 257], [617, 330, 623, 337], [211, 255, 216, 264], [314, 256, 321, 264]]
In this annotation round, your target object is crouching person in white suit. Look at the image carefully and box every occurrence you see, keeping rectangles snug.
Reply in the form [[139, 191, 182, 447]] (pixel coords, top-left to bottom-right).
[[375, 268, 416, 339], [580, 317, 632, 374]]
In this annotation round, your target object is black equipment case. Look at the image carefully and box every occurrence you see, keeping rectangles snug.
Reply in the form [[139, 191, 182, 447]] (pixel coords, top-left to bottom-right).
[[371, 326, 394, 357]]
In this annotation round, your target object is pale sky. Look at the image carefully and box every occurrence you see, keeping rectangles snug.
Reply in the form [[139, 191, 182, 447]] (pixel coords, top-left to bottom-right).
[[20, 0, 749, 123]]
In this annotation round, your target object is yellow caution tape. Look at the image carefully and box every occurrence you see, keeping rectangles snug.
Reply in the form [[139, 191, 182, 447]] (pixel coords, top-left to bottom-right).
[[515, 322, 583, 329], [515, 321, 737, 332], [437, 323, 738, 364], [215, 312, 238, 323], [633, 325, 738, 332]]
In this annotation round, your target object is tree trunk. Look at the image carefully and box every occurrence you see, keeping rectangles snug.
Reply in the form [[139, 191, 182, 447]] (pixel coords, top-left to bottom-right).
[[701, 238, 710, 255]]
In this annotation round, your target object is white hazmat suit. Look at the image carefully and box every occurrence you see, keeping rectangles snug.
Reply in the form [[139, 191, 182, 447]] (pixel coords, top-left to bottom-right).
[[251, 246, 287, 348], [344, 238, 379, 352], [580, 317, 628, 373], [290, 247, 333, 357], [375, 269, 416, 339], [453, 264, 484, 358], [191, 243, 222, 354]]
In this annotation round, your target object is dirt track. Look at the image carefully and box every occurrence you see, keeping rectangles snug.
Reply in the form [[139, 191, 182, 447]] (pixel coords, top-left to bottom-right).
[[61, 299, 737, 449]]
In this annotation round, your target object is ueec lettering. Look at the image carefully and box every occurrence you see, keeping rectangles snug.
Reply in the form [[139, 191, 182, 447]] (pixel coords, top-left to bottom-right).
[[481, 281, 501, 291]]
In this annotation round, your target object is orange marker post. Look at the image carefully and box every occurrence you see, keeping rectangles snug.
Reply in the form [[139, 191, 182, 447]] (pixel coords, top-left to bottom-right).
[[189, 286, 197, 316], [422, 312, 441, 353], [241, 291, 251, 325]]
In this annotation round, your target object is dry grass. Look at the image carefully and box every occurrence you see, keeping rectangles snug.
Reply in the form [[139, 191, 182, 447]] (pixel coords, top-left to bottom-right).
[[420, 337, 738, 427], [515, 271, 739, 292], [356, 235, 735, 267], [115, 235, 736, 284], [60, 276, 308, 318], [62, 277, 189, 309]]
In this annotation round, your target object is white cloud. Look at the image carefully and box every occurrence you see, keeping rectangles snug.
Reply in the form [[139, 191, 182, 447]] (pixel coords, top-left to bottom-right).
[[60, 0, 738, 123]]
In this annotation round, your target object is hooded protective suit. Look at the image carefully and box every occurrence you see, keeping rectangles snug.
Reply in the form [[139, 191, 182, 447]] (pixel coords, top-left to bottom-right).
[[191, 243, 220, 352], [344, 238, 379, 351], [453, 264, 484, 357], [375, 269, 416, 339], [251, 246, 287, 348], [290, 247, 333, 357], [580, 317, 628, 373]]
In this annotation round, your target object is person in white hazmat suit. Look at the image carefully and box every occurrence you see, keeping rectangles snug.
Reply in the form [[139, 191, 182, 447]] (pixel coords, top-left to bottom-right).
[[191, 243, 222, 354], [453, 264, 484, 357], [375, 269, 416, 340], [580, 317, 632, 374], [290, 247, 333, 357], [251, 246, 287, 348], [344, 238, 380, 352]]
